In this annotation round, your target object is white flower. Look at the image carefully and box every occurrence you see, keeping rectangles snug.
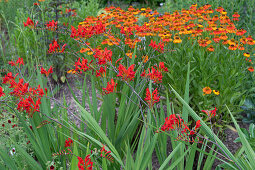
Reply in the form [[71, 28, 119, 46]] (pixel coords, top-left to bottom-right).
[[10, 148, 16, 156]]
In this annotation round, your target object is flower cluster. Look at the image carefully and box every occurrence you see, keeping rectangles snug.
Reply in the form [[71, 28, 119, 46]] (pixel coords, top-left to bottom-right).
[[93, 48, 112, 65], [23, 17, 34, 28], [9, 58, 24, 67], [64, 138, 73, 147], [102, 79, 117, 95], [201, 107, 217, 120], [74, 58, 93, 74], [144, 88, 160, 108], [2, 70, 47, 117], [141, 62, 168, 83], [100, 144, 114, 163], [48, 39, 66, 53], [46, 20, 58, 30], [41, 66, 53, 77], [160, 114, 201, 143], [203, 87, 220, 95], [116, 64, 136, 81], [77, 155, 93, 170]]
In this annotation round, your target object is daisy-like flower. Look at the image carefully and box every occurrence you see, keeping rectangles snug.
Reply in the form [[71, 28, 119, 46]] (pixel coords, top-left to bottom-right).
[[213, 90, 220, 95], [203, 87, 212, 95], [248, 66, 254, 72], [244, 52, 250, 58]]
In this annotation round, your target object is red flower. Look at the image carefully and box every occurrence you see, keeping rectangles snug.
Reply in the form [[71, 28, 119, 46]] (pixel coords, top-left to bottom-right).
[[46, 20, 58, 29], [77, 155, 93, 170], [102, 79, 117, 94], [116, 64, 136, 81], [64, 138, 73, 147], [9, 58, 24, 67], [61, 44, 67, 53], [201, 107, 217, 119], [195, 120, 201, 130], [159, 62, 168, 72], [96, 67, 106, 77], [23, 17, 34, 27], [159, 114, 201, 143], [2, 72, 18, 84], [144, 88, 160, 108], [74, 58, 92, 73], [147, 66, 163, 83], [248, 66, 254, 72], [0, 86, 5, 97], [149, 40, 164, 52], [48, 39, 60, 53], [50, 165, 55, 170], [93, 48, 112, 65], [100, 144, 114, 162], [41, 66, 53, 77]]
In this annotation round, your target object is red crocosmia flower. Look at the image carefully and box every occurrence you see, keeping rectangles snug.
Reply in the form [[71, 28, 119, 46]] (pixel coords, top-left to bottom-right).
[[0, 86, 5, 97], [17, 97, 41, 117], [149, 40, 164, 52], [64, 138, 73, 147], [201, 107, 217, 119], [159, 62, 168, 72], [48, 39, 65, 53], [100, 144, 114, 162], [116, 64, 136, 81], [23, 17, 34, 27], [9, 58, 24, 67], [145, 88, 160, 108], [115, 58, 122, 67], [2, 72, 18, 84], [41, 66, 53, 77], [46, 20, 58, 29], [61, 44, 67, 53], [147, 66, 163, 83], [140, 70, 146, 77], [102, 79, 117, 94], [77, 155, 93, 170], [93, 48, 112, 65], [160, 114, 201, 143], [96, 67, 106, 77], [195, 120, 201, 130], [74, 58, 91, 73]]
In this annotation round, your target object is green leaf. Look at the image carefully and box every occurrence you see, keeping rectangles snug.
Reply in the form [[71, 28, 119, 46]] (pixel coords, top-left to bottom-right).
[[227, 105, 255, 169], [0, 146, 18, 170]]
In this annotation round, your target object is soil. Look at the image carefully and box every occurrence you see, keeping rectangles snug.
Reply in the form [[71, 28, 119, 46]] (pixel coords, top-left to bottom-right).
[[54, 75, 250, 170]]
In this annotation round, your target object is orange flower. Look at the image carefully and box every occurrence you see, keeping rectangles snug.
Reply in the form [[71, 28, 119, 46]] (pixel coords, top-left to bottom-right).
[[203, 87, 212, 95], [142, 55, 148, 63], [228, 44, 237, 50], [232, 12, 240, 18], [207, 45, 214, 52]]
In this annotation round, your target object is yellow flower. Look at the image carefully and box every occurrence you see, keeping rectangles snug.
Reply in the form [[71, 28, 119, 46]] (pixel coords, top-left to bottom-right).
[[244, 52, 250, 58], [67, 69, 76, 74], [213, 90, 220, 95]]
